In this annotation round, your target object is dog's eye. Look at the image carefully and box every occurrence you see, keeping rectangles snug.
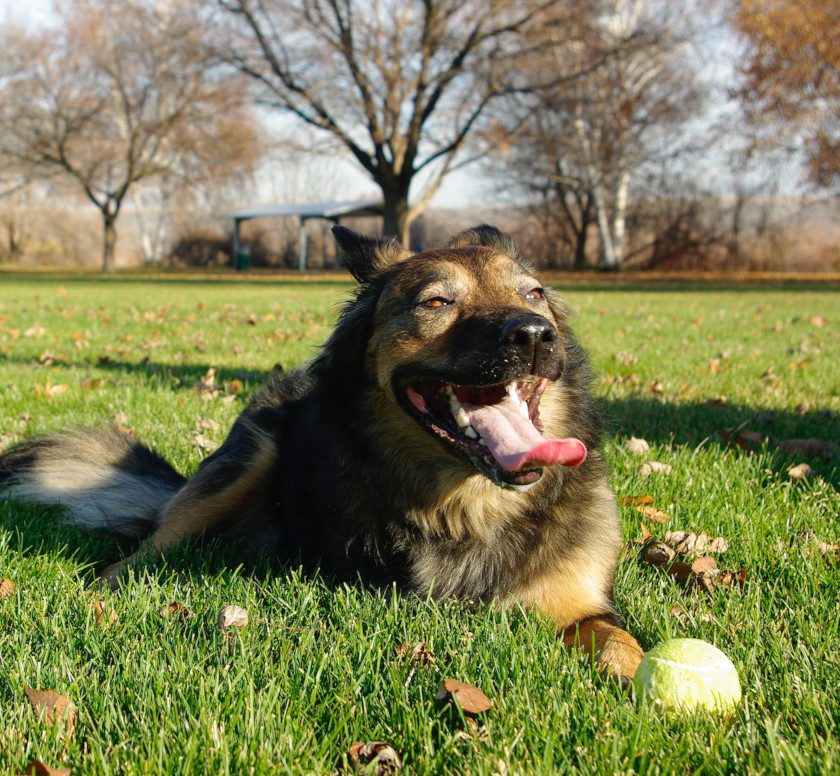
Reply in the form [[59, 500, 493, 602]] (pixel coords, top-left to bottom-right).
[[420, 297, 453, 309], [526, 287, 544, 301]]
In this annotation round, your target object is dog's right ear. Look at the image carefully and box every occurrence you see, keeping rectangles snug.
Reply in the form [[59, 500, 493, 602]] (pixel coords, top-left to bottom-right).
[[332, 226, 411, 283]]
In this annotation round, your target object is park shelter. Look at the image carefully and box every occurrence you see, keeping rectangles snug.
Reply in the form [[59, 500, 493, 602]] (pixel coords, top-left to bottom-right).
[[220, 200, 383, 271]]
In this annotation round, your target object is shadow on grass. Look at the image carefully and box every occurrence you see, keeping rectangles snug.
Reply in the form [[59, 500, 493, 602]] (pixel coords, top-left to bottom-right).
[[1, 390, 836, 581]]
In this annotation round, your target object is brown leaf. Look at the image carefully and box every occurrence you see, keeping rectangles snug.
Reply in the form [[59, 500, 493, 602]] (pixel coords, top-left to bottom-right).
[[19, 759, 71, 776], [0, 578, 15, 597], [691, 556, 718, 574], [81, 378, 107, 390], [639, 461, 672, 477], [624, 437, 650, 455], [615, 351, 637, 365], [809, 315, 825, 327], [787, 463, 814, 481], [669, 604, 685, 620], [195, 416, 221, 434], [648, 380, 665, 394], [619, 495, 654, 506], [160, 601, 193, 620], [642, 542, 675, 567], [24, 688, 77, 735], [640, 524, 652, 542], [224, 379, 244, 395], [436, 678, 494, 714], [635, 505, 668, 524], [779, 439, 830, 459], [193, 433, 220, 453], [395, 642, 435, 666], [717, 569, 748, 588], [666, 561, 694, 586], [815, 541, 839, 557], [348, 741, 401, 773], [708, 358, 721, 374], [90, 599, 117, 627], [663, 531, 729, 556], [219, 604, 248, 630]]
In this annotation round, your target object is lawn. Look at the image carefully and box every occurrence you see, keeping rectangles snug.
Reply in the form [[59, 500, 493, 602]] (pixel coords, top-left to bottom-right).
[[0, 274, 837, 775]]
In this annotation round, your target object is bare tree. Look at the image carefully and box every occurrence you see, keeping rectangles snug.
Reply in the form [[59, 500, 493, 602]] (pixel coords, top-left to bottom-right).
[[211, 0, 561, 245], [501, 0, 706, 269], [0, 0, 258, 271]]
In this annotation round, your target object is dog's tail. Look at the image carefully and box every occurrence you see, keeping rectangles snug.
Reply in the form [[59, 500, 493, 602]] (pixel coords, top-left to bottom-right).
[[0, 428, 186, 538]]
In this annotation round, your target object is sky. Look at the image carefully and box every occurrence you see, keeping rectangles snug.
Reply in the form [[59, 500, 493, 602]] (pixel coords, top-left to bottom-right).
[[0, 0, 806, 210]]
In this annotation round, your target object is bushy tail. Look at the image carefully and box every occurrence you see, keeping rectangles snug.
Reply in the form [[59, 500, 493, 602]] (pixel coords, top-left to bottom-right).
[[0, 428, 186, 538]]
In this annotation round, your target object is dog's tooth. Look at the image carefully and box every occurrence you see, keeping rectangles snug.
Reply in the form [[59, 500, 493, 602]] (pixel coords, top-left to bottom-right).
[[520, 402, 530, 419], [455, 406, 470, 428], [465, 426, 478, 438]]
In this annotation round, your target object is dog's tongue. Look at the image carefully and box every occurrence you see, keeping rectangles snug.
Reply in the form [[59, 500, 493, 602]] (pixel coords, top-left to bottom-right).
[[464, 395, 587, 472]]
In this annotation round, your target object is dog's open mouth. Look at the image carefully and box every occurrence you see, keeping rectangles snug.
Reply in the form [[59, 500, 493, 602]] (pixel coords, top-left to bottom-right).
[[402, 377, 586, 489]]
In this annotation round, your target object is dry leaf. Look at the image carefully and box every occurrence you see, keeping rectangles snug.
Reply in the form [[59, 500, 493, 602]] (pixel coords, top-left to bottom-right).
[[642, 542, 674, 567], [787, 463, 814, 481], [670, 604, 685, 620], [708, 358, 721, 374], [640, 524, 652, 542], [19, 759, 71, 776], [395, 642, 435, 666], [219, 605, 248, 630], [160, 601, 193, 620], [34, 380, 69, 399], [809, 315, 825, 327], [615, 351, 637, 365], [195, 416, 221, 434], [0, 578, 15, 597], [23, 324, 46, 338], [193, 433, 220, 453], [225, 379, 244, 395], [717, 569, 748, 588], [636, 506, 668, 524], [665, 561, 694, 586], [619, 495, 654, 507], [453, 717, 490, 745], [81, 378, 107, 390], [815, 541, 839, 557], [348, 741, 401, 773], [24, 688, 77, 735], [648, 380, 665, 394], [113, 411, 130, 426], [691, 556, 718, 574], [436, 679, 494, 714], [663, 531, 729, 556], [639, 461, 672, 477], [90, 599, 117, 627], [624, 437, 650, 455], [779, 439, 830, 459]]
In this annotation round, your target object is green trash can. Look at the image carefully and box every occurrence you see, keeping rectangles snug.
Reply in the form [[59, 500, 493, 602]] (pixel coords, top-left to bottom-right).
[[235, 245, 251, 271]]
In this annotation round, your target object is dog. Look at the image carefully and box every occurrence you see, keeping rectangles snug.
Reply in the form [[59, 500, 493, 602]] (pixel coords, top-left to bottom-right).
[[0, 225, 643, 679]]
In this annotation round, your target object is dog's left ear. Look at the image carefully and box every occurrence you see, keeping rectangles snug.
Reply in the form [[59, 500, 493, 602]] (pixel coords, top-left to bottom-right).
[[332, 226, 411, 283], [448, 224, 519, 256]]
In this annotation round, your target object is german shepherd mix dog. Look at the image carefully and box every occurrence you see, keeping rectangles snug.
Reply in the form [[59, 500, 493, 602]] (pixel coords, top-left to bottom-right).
[[0, 225, 643, 679]]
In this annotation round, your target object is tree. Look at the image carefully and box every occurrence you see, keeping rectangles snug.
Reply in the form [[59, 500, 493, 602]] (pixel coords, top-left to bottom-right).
[[500, 0, 706, 269], [0, 0, 258, 271], [733, 0, 840, 189], [211, 0, 559, 245]]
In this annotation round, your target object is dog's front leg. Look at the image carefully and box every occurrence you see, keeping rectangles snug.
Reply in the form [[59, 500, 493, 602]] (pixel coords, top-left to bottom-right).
[[99, 423, 278, 588], [560, 615, 644, 681]]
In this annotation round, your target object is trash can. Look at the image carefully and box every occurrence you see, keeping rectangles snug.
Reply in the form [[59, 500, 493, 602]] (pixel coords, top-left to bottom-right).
[[235, 245, 251, 271]]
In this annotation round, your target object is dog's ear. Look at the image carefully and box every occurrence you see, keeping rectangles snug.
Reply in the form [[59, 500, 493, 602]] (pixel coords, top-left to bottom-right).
[[332, 226, 411, 283], [448, 224, 519, 255]]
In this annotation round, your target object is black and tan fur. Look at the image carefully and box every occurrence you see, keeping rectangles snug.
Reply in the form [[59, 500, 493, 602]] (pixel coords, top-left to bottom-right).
[[0, 225, 643, 679]]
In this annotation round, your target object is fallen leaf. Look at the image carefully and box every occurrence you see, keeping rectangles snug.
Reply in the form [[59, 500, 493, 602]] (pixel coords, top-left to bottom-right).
[[815, 541, 839, 557], [348, 741, 401, 773], [23, 324, 46, 337], [787, 463, 814, 481], [24, 688, 77, 735], [640, 525, 652, 542], [636, 506, 668, 524], [708, 358, 721, 374], [160, 601, 193, 620], [193, 433, 220, 453], [90, 599, 117, 627], [453, 717, 490, 744], [195, 416, 221, 434], [436, 679, 494, 714], [809, 315, 825, 327], [691, 556, 718, 574], [219, 604, 248, 630], [669, 604, 685, 620], [779, 439, 831, 459], [734, 429, 765, 450], [0, 578, 15, 597], [113, 411, 130, 426], [19, 759, 70, 776], [619, 495, 654, 506], [81, 378, 107, 390], [615, 351, 637, 365], [664, 531, 729, 556], [665, 561, 694, 586], [717, 569, 747, 588], [639, 461, 672, 477], [642, 542, 674, 567], [648, 380, 665, 394], [395, 642, 435, 665], [624, 437, 650, 455], [34, 380, 69, 399], [224, 379, 244, 395]]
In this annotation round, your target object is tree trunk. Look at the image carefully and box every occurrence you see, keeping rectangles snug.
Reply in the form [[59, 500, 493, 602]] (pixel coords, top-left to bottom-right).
[[590, 182, 618, 271], [611, 169, 631, 267], [381, 187, 411, 247], [102, 216, 117, 273]]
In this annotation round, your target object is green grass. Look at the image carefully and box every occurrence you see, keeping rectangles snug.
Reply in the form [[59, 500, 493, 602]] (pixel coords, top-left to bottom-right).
[[0, 274, 838, 775]]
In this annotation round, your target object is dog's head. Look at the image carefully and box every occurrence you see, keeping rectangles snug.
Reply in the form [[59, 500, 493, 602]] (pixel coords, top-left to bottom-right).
[[326, 225, 592, 492]]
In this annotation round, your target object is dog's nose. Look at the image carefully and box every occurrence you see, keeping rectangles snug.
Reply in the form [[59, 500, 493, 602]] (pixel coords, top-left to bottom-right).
[[500, 315, 558, 370]]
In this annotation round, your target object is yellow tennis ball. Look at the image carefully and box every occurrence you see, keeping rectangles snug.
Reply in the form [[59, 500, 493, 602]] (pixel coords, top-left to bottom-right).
[[634, 638, 741, 715]]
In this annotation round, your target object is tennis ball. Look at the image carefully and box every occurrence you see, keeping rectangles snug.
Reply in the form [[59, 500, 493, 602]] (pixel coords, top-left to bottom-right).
[[634, 638, 741, 715]]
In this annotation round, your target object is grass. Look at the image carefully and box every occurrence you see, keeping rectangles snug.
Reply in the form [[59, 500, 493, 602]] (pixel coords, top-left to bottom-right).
[[0, 273, 838, 775]]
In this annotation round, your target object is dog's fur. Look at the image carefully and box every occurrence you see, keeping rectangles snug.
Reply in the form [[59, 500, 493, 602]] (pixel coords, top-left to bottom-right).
[[0, 225, 643, 678]]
